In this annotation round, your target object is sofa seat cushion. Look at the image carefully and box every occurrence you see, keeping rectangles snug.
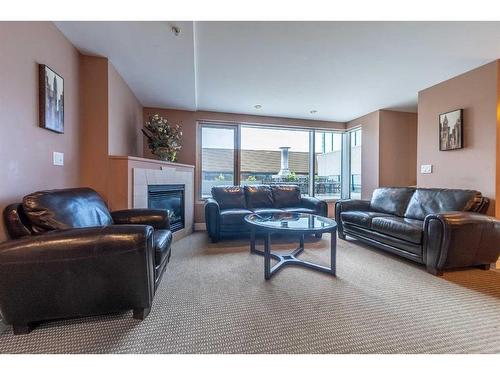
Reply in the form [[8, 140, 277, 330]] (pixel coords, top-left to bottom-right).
[[220, 208, 253, 226], [154, 229, 172, 265], [252, 208, 286, 216], [283, 207, 316, 214], [341, 211, 392, 229], [371, 217, 423, 244]]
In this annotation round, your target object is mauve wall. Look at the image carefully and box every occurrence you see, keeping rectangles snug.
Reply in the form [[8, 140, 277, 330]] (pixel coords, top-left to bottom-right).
[[417, 61, 498, 216], [108, 63, 143, 158], [143, 108, 346, 222], [0, 22, 81, 242]]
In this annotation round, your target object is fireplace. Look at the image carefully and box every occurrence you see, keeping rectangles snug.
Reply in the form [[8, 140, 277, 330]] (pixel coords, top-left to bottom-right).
[[148, 184, 185, 232]]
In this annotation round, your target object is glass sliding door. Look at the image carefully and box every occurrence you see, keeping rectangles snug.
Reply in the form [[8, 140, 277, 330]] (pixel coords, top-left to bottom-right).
[[200, 124, 237, 198], [349, 128, 362, 199], [240, 126, 310, 195], [314, 131, 343, 199]]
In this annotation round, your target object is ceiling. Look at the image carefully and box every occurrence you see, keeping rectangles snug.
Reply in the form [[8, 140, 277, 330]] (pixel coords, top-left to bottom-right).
[[55, 21, 500, 122]]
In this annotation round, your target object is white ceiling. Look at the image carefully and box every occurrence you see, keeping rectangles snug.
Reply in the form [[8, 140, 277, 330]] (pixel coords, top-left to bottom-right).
[[55, 21, 500, 122]]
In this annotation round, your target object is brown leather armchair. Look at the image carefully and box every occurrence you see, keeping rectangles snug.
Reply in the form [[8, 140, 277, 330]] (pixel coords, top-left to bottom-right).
[[0, 188, 172, 334]]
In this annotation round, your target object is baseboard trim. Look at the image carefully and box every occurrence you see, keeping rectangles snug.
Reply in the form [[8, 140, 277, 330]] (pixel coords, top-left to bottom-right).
[[194, 222, 206, 231]]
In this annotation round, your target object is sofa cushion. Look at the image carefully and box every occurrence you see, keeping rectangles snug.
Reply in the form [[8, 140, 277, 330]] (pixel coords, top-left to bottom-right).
[[283, 207, 316, 214], [404, 188, 484, 220], [340, 211, 392, 229], [22, 187, 113, 232], [370, 187, 415, 217], [253, 208, 286, 216], [220, 208, 253, 226], [371, 217, 423, 244], [211, 186, 247, 210], [244, 185, 275, 209], [271, 185, 301, 208], [154, 229, 172, 265]]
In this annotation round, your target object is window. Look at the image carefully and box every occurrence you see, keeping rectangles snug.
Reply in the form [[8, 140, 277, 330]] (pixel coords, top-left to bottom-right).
[[349, 129, 361, 199], [314, 131, 343, 199], [200, 124, 237, 198], [199, 122, 355, 201], [240, 126, 310, 195]]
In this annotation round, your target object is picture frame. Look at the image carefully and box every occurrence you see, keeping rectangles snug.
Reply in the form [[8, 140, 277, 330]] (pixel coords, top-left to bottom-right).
[[39, 64, 64, 133], [439, 109, 463, 151]]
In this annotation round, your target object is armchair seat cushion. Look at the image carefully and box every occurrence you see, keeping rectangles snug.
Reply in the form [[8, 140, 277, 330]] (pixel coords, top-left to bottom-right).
[[220, 208, 253, 226], [154, 229, 173, 265], [371, 217, 423, 244], [340, 211, 391, 229]]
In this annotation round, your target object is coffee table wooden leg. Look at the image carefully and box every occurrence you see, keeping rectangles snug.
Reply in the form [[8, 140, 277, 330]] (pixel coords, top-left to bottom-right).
[[264, 233, 271, 280]]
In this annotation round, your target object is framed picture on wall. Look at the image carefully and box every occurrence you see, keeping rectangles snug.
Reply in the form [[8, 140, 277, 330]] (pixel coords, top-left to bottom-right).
[[439, 109, 463, 151], [39, 64, 64, 133]]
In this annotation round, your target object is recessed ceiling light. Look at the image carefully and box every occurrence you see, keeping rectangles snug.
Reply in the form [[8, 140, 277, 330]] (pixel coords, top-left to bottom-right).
[[310, 110, 318, 114], [254, 104, 262, 109]]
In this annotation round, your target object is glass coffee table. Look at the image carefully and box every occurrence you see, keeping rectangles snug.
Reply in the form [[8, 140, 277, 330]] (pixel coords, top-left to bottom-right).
[[244, 212, 337, 280]]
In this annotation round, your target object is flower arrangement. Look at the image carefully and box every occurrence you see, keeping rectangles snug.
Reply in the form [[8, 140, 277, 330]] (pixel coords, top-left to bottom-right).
[[142, 114, 182, 162]]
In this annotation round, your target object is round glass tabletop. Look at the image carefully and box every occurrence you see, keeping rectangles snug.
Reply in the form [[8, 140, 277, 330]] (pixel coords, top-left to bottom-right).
[[244, 212, 337, 233]]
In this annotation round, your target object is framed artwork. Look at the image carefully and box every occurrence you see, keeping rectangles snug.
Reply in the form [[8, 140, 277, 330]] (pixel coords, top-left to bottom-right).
[[39, 64, 64, 133], [439, 109, 463, 151]]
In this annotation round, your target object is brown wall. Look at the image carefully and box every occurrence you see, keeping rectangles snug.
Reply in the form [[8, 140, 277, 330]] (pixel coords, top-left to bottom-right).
[[143, 108, 346, 223], [0, 22, 81, 242], [347, 110, 418, 199], [80, 56, 144, 201], [108, 63, 143, 158], [379, 110, 418, 187], [80, 55, 109, 200], [417, 61, 498, 216]]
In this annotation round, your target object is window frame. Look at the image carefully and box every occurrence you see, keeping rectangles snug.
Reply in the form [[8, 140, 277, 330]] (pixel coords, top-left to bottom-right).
[[197, 120, 350, 202], [197, 121, 240, 200]]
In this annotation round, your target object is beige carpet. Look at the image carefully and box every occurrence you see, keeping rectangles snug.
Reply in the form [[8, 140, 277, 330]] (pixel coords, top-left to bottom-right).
[[1, 231, 500, 354]]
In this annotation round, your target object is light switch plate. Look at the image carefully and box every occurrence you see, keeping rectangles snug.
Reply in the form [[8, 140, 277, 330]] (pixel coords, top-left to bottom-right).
[[53, 151, 64, 166], [420, 164, 432, 174]]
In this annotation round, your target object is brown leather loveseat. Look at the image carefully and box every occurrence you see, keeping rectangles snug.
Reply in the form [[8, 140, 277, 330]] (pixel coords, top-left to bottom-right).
[[0, 187, 172, 334], [335, 187, 500, 275]]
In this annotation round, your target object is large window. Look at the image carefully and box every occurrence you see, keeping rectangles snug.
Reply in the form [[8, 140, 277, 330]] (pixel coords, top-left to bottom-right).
[[315, 131, 343, 199], [199, 122, 359, 201], [200, 124, 237, 198], [349, 128, 362, 199], [240, 126, 310, 195]]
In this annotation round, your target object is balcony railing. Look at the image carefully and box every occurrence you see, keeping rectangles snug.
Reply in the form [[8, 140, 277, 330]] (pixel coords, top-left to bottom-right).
[[202, 174, 361, 198]]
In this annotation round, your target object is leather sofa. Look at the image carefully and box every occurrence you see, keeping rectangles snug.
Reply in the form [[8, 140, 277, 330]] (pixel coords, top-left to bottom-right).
[[335, 187, 500, 275], [205, 185, 328, 242], [0, 187, 172, 334]]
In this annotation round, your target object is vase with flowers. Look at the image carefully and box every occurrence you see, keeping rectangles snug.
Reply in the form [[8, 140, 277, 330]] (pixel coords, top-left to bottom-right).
[[142, 114, 182, 162]]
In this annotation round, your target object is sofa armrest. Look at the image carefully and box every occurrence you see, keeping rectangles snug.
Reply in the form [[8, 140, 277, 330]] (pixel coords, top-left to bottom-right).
[[204, 198, 220, 241], [423, 212, 500, 273], [300, 197, 328, 217], [111, 209, 170, 230], [334, 199, 371, 237], [0, 225, 155, 324]]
